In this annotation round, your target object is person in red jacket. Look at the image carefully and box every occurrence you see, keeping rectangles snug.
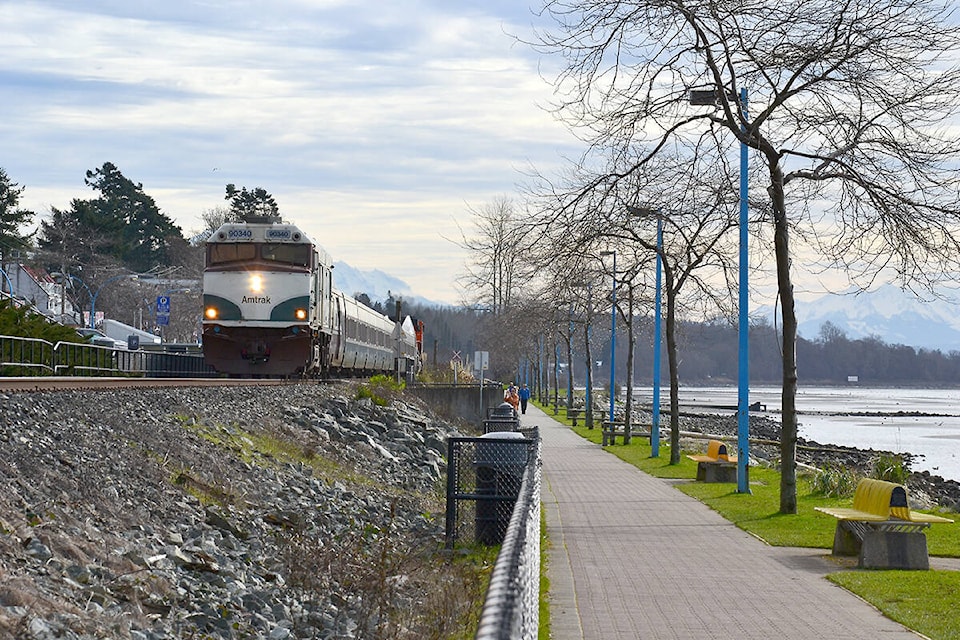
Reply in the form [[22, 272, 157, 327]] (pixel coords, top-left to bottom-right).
[[504, 383, 520, 413]]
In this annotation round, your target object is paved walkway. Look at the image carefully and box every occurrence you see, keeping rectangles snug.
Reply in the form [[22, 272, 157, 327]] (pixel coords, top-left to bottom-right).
[[521, 403, 925, 639]]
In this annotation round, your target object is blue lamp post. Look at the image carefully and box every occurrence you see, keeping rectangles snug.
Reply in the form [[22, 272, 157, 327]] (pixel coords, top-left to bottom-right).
[[736, 86, 750, 494], [627, 205, 664, 458], [567, 302, 575, 410], [0, 266, 13, 297], [89, 274, 138, 328], [690, 85, 750, 493], [62, 274, 94, 325], [651, 217, 663, 458], [585, 284, 593, 428], [600, 250, 617, 424]]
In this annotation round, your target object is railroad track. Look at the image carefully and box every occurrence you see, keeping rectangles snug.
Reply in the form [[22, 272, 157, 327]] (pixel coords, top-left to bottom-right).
[[0, 377, 304, 392]]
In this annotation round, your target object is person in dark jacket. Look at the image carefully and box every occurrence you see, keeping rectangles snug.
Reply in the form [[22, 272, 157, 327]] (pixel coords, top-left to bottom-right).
[[518, 383, 531, 414]]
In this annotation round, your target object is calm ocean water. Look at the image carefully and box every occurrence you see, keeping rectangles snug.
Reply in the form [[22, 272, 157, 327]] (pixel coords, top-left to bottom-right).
[[632, 385, 960, 483]]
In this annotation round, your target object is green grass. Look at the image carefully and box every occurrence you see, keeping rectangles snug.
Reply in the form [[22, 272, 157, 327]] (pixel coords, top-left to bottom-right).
[[556, 416, 960, 639], [829, 571, 960, 640]]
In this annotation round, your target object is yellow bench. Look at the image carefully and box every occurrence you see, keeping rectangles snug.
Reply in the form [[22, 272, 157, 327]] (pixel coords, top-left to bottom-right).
[[686, 440, 738, 482], [815, 478, 953, 569], [687, 439, 737, 464]]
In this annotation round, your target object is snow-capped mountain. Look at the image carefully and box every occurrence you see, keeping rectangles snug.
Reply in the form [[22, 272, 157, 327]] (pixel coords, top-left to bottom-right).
[[771, 284, 960, 352], [330, 261, 439, 306]]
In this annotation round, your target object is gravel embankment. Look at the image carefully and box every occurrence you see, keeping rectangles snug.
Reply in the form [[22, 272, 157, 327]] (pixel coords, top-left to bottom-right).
[[0, 383, 476, 640], [4, 385, 958, 640]]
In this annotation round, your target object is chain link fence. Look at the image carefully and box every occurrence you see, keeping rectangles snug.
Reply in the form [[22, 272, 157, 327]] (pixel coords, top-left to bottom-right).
[[445, 428, 537, 546], [444, 427, 542, 640]]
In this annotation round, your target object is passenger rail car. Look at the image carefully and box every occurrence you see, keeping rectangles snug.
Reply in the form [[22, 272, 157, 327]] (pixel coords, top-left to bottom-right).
[[201, 221, 420, 377]]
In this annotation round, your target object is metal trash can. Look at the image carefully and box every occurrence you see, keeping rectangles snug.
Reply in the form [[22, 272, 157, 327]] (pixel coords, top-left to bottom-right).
[[474, 431, 529, 544], [483, 402, 519, 433]]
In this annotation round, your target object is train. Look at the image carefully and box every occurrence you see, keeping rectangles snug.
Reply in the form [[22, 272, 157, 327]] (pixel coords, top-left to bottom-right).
[[201, 219, 422, 378]]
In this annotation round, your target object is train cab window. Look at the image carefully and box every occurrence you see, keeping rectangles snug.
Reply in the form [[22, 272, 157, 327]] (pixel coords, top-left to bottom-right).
[[261, 243, 311, 267], [207, 243, 257, 266]]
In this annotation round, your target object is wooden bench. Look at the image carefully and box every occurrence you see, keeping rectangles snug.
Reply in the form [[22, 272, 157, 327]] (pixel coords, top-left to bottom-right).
[[601, 422, 650, 446], [686, 440, 738, 483], [815, 478, 953, 569]]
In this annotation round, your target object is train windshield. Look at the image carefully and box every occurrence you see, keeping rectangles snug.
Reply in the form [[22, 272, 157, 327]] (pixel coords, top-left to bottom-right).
[[207, 243, 312, 268], [207, 243, 257, 266], [260, 243, 311, 267]]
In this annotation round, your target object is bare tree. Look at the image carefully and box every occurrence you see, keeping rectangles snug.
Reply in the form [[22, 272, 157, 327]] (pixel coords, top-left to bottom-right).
[[530, 142, 741, 450], [537, 0, 960, 512], [457, 196, 532, 316]]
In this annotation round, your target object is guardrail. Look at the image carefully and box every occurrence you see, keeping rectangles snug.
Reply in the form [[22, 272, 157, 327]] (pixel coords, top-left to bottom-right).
[[474, 433, 541, 640], [0, 334, 55, 375], [1, 334, 214, 378]]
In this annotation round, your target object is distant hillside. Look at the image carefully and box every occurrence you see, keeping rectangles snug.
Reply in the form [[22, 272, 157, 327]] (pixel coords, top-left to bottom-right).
[[759, 285, 960, 353]]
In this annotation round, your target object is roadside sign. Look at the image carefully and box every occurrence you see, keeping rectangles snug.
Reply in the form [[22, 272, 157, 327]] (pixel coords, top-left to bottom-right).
[[474, 350, 489, 372], [156, 295, 171, 314]]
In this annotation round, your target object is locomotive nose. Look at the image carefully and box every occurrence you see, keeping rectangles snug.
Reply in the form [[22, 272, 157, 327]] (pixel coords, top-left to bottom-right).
[[241, 340, 271, 363]]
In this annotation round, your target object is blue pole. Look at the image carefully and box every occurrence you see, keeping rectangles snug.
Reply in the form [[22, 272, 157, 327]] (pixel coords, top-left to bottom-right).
[[538, 335, 543, 402], [0, 266, 12, 296], [651, 218, 663, 457], [567, 303, 574, 409], [89, 274, 136, 328], [554, 338, 560, 413], [585, 284, 592, 424], [64, 274, 93, 327], [737, 87, 751, 494], [609, 252, 617, 424]]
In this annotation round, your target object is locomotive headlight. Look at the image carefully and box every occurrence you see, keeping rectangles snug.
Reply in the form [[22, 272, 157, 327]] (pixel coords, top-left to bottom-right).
[[295, 308, 307, 321], [250, 273, 264, 293], [205, 306, 218, 320]]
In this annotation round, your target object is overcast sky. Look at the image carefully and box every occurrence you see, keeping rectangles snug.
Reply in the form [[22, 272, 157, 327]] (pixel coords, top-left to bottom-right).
[[1, 0, 581, 304]]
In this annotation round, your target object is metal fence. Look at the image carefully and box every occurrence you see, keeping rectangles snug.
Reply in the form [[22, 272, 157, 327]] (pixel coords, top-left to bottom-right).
[[1, 334, 213, 377], [444, 427, 542, 640], [0, 334, 55, 375]]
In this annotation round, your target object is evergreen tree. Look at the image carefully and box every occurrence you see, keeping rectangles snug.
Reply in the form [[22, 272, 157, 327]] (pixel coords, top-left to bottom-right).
[[224, 184, 281, 222], [0, 168, 35, 262], [84, 162, 183, 272]]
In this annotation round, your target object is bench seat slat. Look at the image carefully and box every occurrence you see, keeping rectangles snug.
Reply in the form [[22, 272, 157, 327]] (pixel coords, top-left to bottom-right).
[[902, 511, 954, 524], [687, 454, 738, 463], [814, 506, 889, 522]]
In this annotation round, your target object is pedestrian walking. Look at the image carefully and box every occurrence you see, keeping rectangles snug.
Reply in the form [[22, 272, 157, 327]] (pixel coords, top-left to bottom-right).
[[519, 383, 531, 414]]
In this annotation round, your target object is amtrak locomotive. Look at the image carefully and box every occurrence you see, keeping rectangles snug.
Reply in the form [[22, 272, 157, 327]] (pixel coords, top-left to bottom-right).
[[202, 220, 421, 377]]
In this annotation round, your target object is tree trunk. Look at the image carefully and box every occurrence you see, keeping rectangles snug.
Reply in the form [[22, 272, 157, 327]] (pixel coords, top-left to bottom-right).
[[768, 159, 799, 514], [665, 267, 681, 464]]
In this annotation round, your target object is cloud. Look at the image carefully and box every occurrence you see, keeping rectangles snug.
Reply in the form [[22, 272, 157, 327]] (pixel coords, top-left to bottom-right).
[[1, 0, 579, 303]]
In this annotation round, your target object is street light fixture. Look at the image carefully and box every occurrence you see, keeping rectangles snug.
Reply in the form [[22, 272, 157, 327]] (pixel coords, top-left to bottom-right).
[[599, 250, 617, 425], [689, 85, 751, 493]]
